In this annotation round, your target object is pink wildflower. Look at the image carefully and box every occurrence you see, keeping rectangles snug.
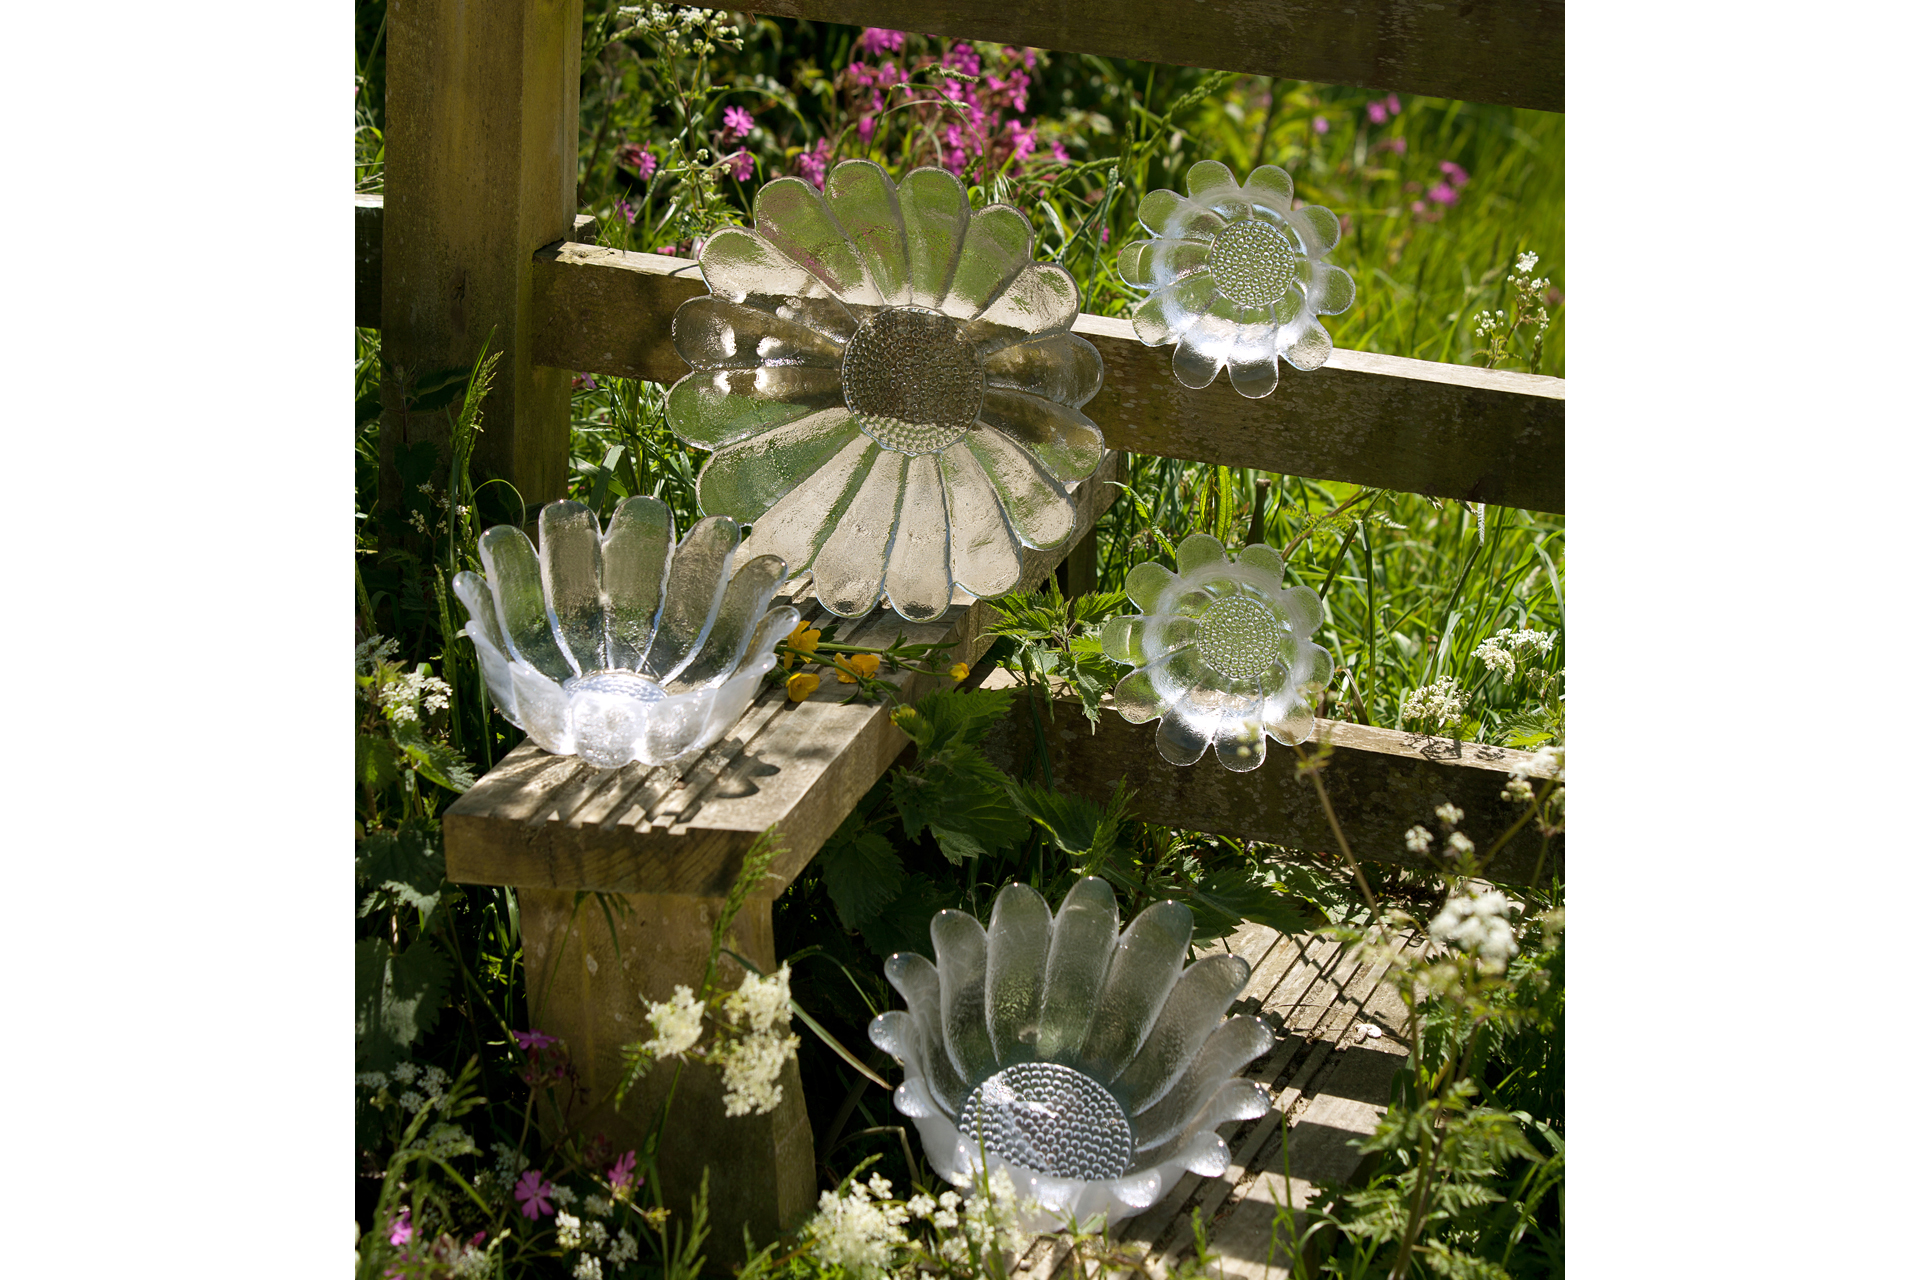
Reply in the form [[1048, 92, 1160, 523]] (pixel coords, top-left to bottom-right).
[[943, 42, 981, 76], [1008, 119, 1036, 159], [1428, 184, 1457, 205], [721, 106, 754, 140], [1367, 101, 1388, 125], [570, 373, 598, 391], [795, 138, 832, 188], [845, 61, 875, 87], [858, 116, 875, 144], [657, 243, 677, 256], [616, 144, 658, 182], [1387, 93, 1402, 115], [1312, 116, 1329, 134], [858, 27, 905, 54], [1411, 199, 1427, 213], [728, 149, 754, 182], [876, 63, 902, 86], [514, 1170, 555, 1220], [610, 1150, 639, 1193], [1386, 136, 1406, 154], [389, 1206, 413, 1248], [614, 198, 636, 225], [1438, 160, 1470, 187], [513, 1029, 556, 1051], [943, 122, 969, 161], [1051, 141, 1069, 164]]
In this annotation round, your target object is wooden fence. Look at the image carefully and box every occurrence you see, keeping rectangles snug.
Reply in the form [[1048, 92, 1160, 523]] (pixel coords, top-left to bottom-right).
[[360, 0, 1564, 1262]]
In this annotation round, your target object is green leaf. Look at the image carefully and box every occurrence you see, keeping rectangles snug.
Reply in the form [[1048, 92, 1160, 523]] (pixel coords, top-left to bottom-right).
[[355, 935, 452, 1070], [356, 825, 447, 917], [818, 828, 905, 932], [892, 745, 1028, 863], [1181, 866, 1313, 940], [392, 721, 477, 793], [896, 687, 1017, 754], [356, 733, 400, 793], [857, 875, 960, 959], [1007, 779, 1130, 866]]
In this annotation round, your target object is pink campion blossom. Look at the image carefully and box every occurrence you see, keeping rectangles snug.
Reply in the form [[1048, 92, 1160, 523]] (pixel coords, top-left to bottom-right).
[[1428, 184, 1456, 205], [858, 116, 876, 143], [858, 27, 905, 54], [728, 149, 754, 181], [1386, 136, 1407, 154], [794, 138, 832, 188], [617, 144, 658, 181], [1387, 93, 1401, 114], [1438, 160, 1469, 187], [1008, 119, 1036, 159], [389, 1207, 413, 1248], [1004, 69, 1030, 112], [570, 373, 599, 391], [513, 1030, 556, 1051], [943, 122, 968, 158], [943, 42, 981, 76], [1312, 116, 1329, 134], [846, 61, 874, 87], [615, 198, 636, 225], [1367, 101, 1388, 125], [609, 1150, 639, 1193], [721, 106, 754, 140], [658, 243, 677, 256], [1051, 141, 1069, 164], [514, 1171, 556, 1220], [1411, 199, 1427, 213]]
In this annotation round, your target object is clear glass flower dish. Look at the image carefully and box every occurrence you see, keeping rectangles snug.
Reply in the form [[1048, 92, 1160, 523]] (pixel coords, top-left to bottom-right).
[[1118, 160, 1354, 395], [451, 497, 799, 770], [869, 877, 1273, 1230], [666, 159, 1106, 622], [1101, 534, 1332, 772]]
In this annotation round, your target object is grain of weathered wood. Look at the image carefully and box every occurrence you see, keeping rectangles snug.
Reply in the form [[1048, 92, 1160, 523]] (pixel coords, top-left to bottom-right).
[[977, 670, 1562, 884], [379, 0, 583, 513], [442, 451, 1123, 897], [757, 1, 1564, 112], [357, 195, 603, 331]]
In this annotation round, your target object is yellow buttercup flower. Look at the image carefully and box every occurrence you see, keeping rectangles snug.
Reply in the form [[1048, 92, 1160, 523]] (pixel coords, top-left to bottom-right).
[[785, 672, 821, 702], [779, 619, 822, 670], [948, 662, 970, 681], [836, 653, 882, 683]]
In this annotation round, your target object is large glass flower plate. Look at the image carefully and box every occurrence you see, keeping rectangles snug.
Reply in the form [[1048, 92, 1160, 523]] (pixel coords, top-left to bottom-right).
[[1118, 160, 1354, 396], [452, 498, 799, 770], [666, 159, 1106, 622], [1101, 534, 1332, 771], [869, 877, 1273, 1230]]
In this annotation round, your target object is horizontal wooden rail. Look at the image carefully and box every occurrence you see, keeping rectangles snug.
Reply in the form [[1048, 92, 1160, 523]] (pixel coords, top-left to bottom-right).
[[357, 198, 1565, 513], [757, 0, 1564, 113], [976, 668, 1564, 886]]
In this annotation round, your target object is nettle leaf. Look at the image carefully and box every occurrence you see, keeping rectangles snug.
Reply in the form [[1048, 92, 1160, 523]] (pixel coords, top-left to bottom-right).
[[357, 825, 447, 917], [357, 733, 400, 793], [355, 936, 452, 1070], [819, 828, 905, 932], [857, 874, 961, 960], [1183, 866, 1313, 940], [892, 746, 1028, 864], [392, 721, 477, 793], [1007, 780, 1129, 866], [897, 687, 1017, 754]]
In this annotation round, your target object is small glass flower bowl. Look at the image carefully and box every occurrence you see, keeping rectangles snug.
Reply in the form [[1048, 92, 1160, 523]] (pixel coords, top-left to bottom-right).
[[1101, 534, 1332, 772], [869, 877, 1272, 1230], [1118, 160, 1354, 395], [452, 498, 800, 771]]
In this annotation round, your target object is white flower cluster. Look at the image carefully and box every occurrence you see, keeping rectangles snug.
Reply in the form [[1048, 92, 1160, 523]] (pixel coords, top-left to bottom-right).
[[378, 665, 454, 725], [447, 1241, 492, 1279], [1428, 889, 1519, 973], [1472, 627, 1556, 683], [1401, 677, 1466, 733], [1404, 824, 1432, 854], [572, 1257, 602, 1280], [1516, 250, 1539, 273], [416, 1122, 478, 1159], [607, 1230, 638, 1266], [1502, 742, 1565, 803], [717, 965, 801, 1117], [642, 985, 707, 1060], [1472, 308, 1506, 339], [615, 5, 742, 56], [808, 1174, 913, 1279], [1434, 802, 1464, 825]]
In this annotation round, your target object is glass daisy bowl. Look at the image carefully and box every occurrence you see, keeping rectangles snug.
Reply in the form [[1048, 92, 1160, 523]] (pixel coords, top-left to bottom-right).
[[1117, 160, 1355, 395], [666, 158, 1106, 622], [1101, 534, 1333, 772], [452, 497, 800, 771], [869, 877, 1273, 1230]]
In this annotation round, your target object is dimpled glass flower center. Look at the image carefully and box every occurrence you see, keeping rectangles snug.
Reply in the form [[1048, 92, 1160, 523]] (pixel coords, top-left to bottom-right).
[[1198, 596, 1283, 680], [957, 1063, 1133, 1180], [1208, 219, 1298, 308], [842, 306, 985, 455], [562, 670, 667, 700]]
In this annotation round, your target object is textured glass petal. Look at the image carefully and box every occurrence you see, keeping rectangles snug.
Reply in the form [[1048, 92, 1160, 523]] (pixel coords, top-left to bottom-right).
[[942, 205, 1032, 321], [752, 176, 876, 305], [1282, 319, 1335, 371], [1101, 615, 1145, 666], [1212, 710, 1268, 772], [1185, 159, 1251, 220], [812, 449, 908, 617], [962, 262, 1080, 352], [1109, 953, 1251, 1114], [1236, 543, 1288, 581], [452, 570, 508, 658], [966, 430, 1075, 550], [744, 606, 800, 669], [1117, 237, 1211, 288], [930, 908, 996, 1085], [1125, 561, 1178, 613], [740, 429, 873, 587], [509, 661, 573, 753], [1156, 701, 1215, 767], [1144, 613, 1202, 657], [601, 496, 674, 671], [538, 501, 606, 676], [464, 630, 522, 724], [1265, 695, 1317, 746], [1287, 203, 1341, 258], [1177, 535, 1230, 576], [638, 685, 717, 765], [672, 296, 845, 370], [1300, 641, 1333, 690], [869, 1010, 922, 1075], [1170, 292, 1246, 389], [699, 226, 836, 306], [898, 166, 970, 308], [937, 446, 1023, 599], [642, 516, 738, 681], [1130, 1015, 1273, 1152], [976, 388, 1103, 483], [693, 665, 767, 753], [984, 883, 1054, 1066], [883, 455, 953, 621], [1111, 657, 1174, 723], [824, 159, 911, 307], [1224, 305, 1282, 399], [665, 366, 846, 452], [670, 553, 786, 690], [885, 951, 972, 1115], [1275, 584, 1325, 636], [1138, 189, 1227, 241], [1132, 271, 1219, 348], [1242, 165, 1295, 219], [1306, 261, 1356, 315], [1036, 876, 1119, 1062], [981, 332, 1105, 408], [1138, 1078, 1271, 1168], [569, 685, 655, 770], [478, 525, 572, 681], [696, 407, 863, 524], [1076, 900, 1195, 1083]]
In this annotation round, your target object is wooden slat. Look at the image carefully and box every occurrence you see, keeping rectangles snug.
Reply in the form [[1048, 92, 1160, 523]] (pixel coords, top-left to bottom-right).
[[356, 195, 601, 329], [443, 451, 1124, 896], [757, 1, 1564, 113], [977, 669, 1563, 886]]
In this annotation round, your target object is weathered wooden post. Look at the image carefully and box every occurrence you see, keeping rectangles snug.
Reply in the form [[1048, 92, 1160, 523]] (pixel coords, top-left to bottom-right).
[[379, 0, 581, 516]]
